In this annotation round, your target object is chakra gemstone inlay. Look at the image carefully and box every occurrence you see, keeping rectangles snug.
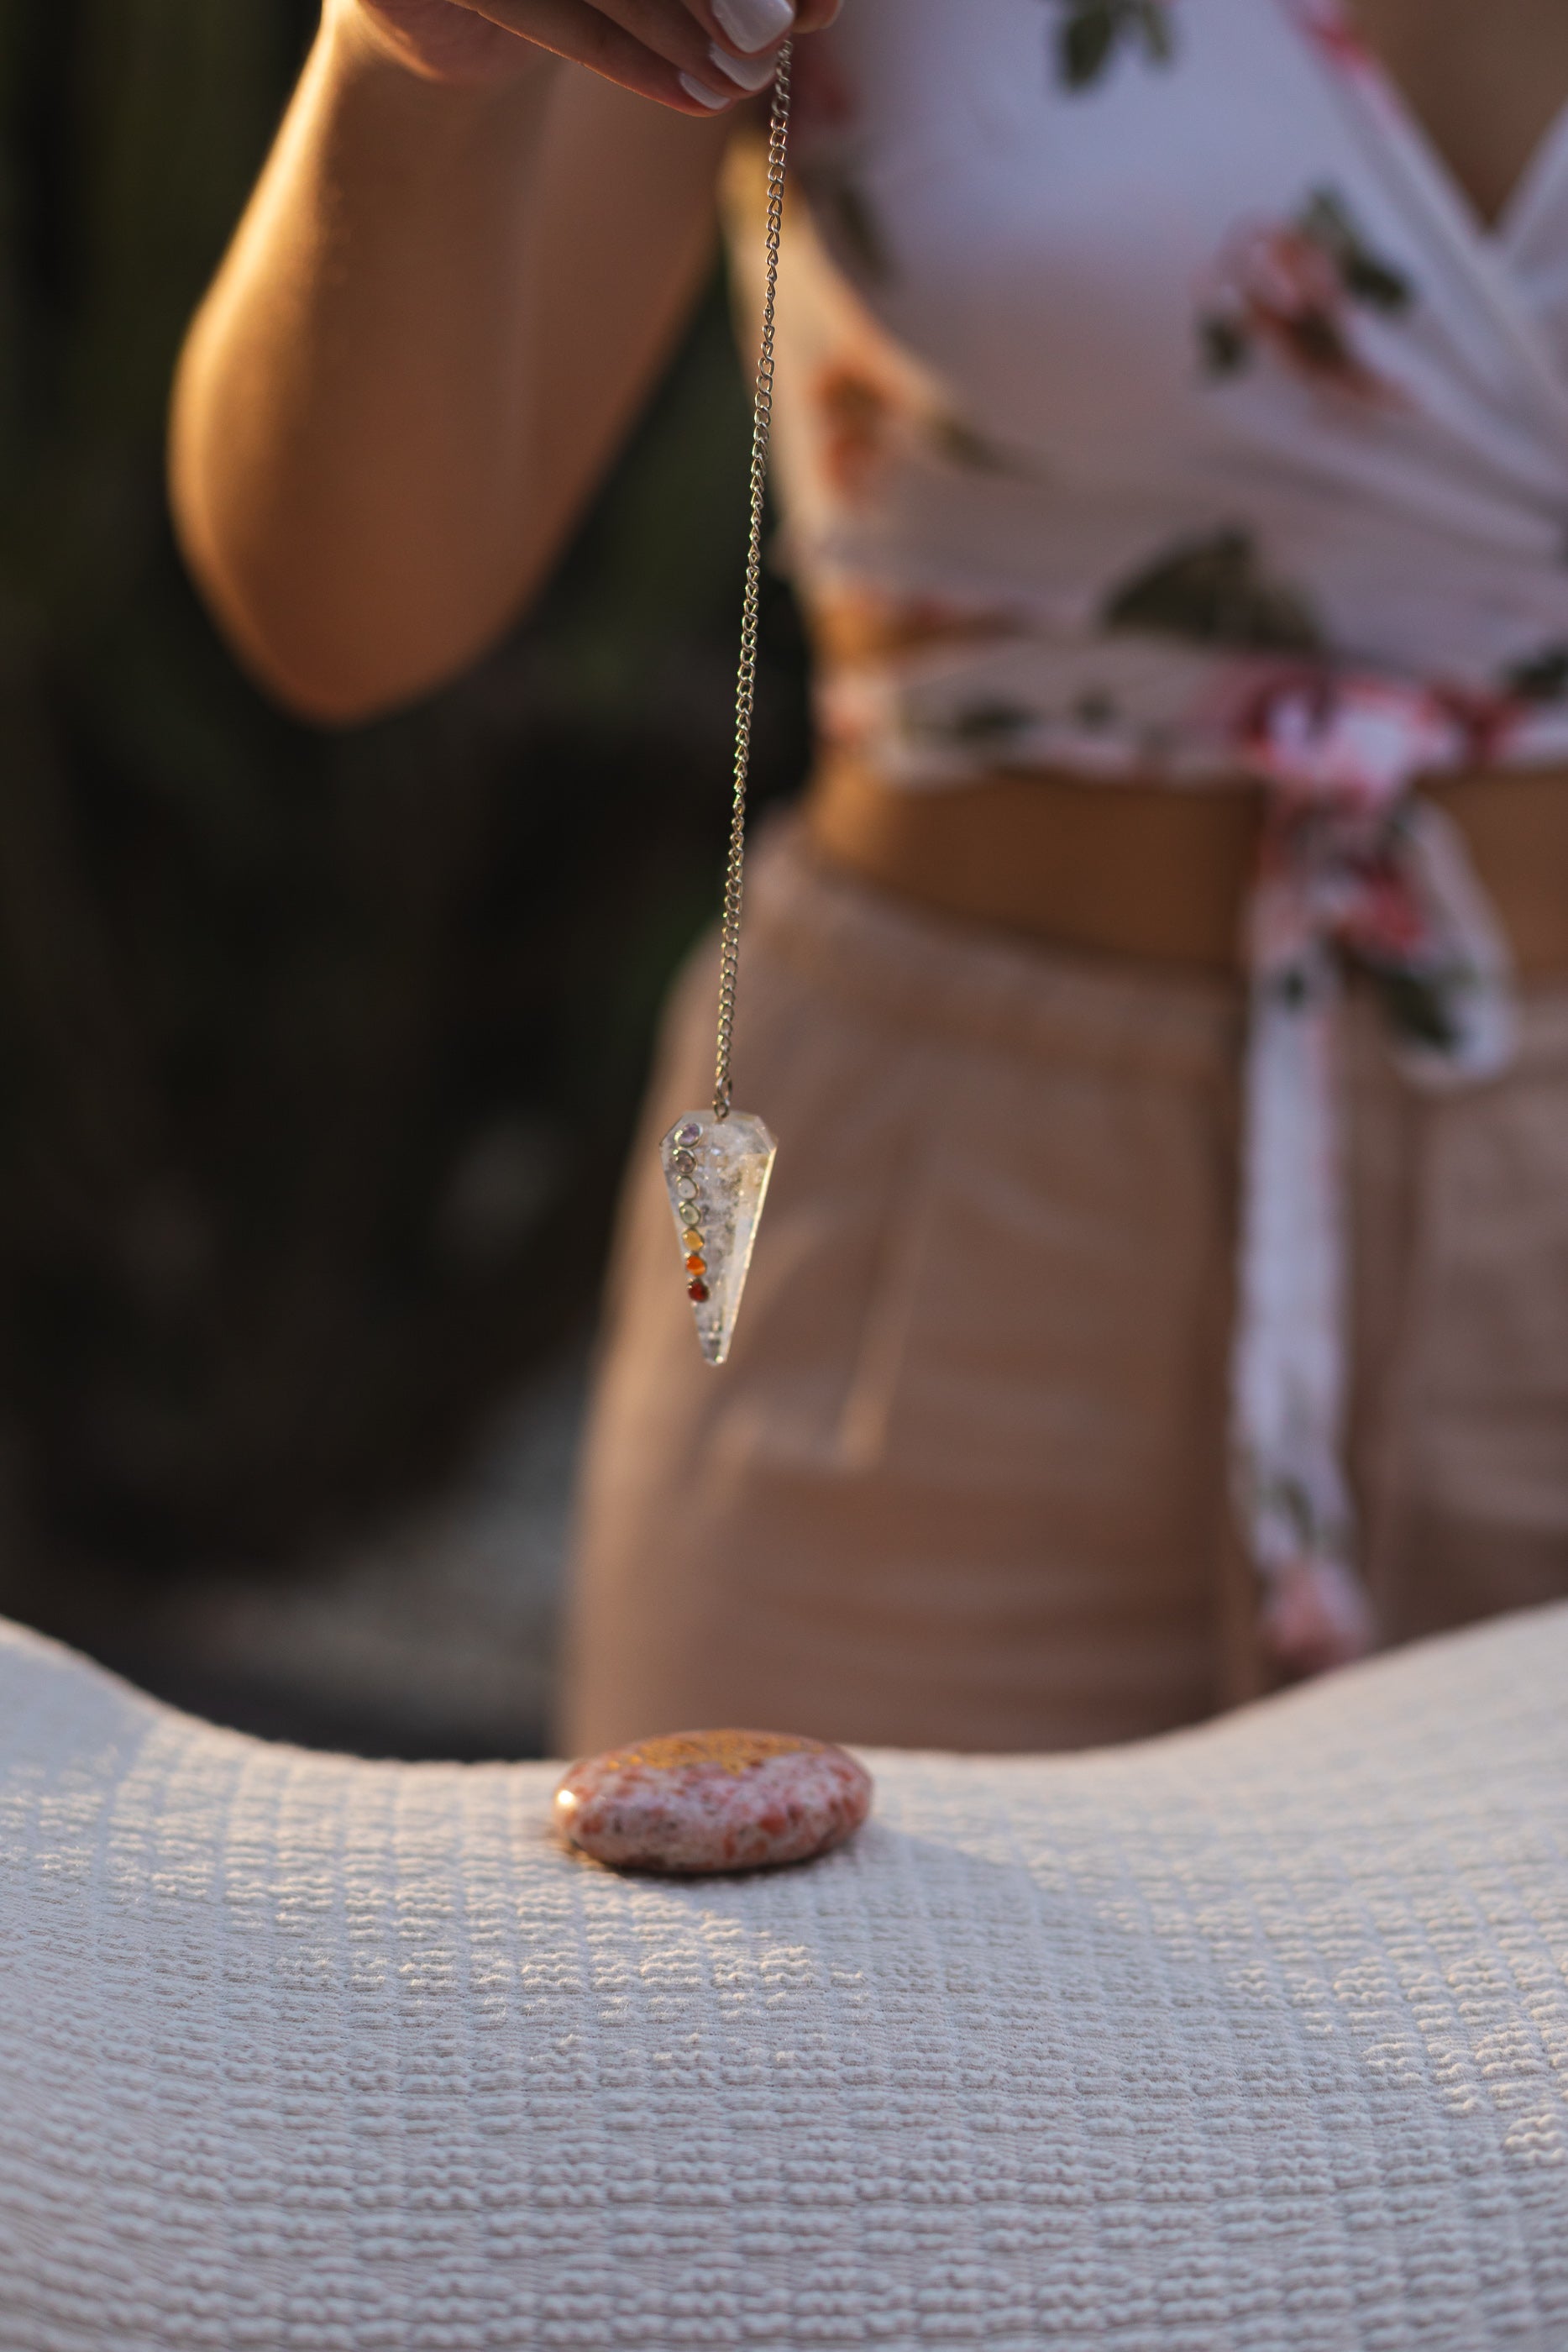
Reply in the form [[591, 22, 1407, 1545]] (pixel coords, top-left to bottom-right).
[[659, 1109, 777, 1366]]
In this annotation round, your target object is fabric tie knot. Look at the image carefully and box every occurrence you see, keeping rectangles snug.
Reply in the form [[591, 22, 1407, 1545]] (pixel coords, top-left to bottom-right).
[[1232, 672, 1517, 1679], [1244, 671, 1514, 1078]]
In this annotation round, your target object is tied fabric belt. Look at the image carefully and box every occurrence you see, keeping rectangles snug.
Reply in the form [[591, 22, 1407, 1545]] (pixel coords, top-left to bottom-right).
[[1236, 675, 1514, 1672]]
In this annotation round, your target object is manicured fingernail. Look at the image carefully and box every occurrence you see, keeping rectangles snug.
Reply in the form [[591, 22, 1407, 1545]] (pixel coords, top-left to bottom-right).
[[707, 39, 781, 91], [679, 71, 734, 108], [711, 0, 795, 57]]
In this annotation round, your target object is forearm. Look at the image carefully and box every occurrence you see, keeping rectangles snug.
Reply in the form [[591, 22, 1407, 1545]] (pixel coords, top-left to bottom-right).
[[170, 4, 728, 722]]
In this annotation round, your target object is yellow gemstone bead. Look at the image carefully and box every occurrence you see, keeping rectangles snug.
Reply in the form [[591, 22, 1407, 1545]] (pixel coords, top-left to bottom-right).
[[681, 1228, 703, 1252]]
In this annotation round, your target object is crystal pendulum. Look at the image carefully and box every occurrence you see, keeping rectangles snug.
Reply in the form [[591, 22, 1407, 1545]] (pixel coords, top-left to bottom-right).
[[661, 46, 790, 1367], [661, 1109, 776, 1367]]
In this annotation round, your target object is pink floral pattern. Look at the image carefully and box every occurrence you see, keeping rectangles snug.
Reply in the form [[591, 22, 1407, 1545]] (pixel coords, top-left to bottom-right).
[[1199, 188, 1414, 405], [1290, 0, 1381, 83]]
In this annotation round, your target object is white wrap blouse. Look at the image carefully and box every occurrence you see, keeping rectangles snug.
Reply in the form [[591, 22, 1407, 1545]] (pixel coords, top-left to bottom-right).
[[734, 0, 1568, 1668]]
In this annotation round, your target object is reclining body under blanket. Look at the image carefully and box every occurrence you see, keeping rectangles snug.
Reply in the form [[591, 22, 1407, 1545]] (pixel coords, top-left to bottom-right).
[[1, 1605, 1565, 2351]]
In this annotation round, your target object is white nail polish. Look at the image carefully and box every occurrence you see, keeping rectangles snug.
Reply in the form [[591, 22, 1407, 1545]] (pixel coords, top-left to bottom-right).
[[711, 0, 796, 58], [679, 71, 734, 109], [707, 39, 781, 92]]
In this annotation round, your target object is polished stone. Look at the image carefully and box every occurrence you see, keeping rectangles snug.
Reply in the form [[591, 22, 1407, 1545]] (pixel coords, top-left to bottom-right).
[[554, 1729, 873, 1874]]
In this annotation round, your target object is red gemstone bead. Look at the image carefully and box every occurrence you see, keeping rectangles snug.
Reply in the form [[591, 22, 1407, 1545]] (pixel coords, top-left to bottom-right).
[[688, 1279, 710, 1302]]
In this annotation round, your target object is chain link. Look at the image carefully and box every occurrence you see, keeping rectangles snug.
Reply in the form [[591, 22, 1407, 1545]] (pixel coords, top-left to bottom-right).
[[712, 45, 792, 1123]]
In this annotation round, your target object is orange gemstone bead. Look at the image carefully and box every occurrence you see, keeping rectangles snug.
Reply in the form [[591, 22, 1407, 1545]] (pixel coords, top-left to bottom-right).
[[685, 1253, 706, 1273]]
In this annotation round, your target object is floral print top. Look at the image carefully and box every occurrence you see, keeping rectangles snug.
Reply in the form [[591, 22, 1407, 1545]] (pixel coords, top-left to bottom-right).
[[726, 0, 1568, 1674]]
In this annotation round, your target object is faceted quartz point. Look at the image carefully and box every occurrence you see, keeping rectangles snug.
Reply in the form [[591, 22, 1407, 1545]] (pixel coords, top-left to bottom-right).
[[660, 1110, 777, 1366]]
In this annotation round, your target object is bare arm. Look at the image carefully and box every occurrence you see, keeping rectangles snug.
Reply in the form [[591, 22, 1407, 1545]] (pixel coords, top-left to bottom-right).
[[170, 0, 817, 723]]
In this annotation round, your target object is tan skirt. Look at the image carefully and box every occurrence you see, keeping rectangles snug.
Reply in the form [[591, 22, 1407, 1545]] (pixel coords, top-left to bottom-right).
[[559, 819, 1568, 1755]]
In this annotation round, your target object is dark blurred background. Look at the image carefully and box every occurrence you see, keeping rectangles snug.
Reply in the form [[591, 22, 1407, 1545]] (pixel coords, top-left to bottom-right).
[[0, 0, 808, 1754]]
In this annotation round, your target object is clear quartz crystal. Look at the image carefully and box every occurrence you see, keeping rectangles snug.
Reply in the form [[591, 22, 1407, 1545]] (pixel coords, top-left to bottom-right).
[[660, 1110, 777, 1366]]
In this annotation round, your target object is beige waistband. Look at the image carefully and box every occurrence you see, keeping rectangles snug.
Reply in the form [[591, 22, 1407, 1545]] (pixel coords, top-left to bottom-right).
[[745, 816, 1245, 1089], [744, 813, 1568, 1087], [801, 748, 1568, 980]]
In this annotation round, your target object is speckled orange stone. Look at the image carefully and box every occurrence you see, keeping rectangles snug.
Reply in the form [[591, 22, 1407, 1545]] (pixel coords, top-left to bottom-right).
[[553, 1730, 873, 1875]]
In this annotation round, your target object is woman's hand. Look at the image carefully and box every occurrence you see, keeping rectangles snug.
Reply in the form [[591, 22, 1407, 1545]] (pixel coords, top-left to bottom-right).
[[343, 0, 840, 108], [179, 0, 831, 718]]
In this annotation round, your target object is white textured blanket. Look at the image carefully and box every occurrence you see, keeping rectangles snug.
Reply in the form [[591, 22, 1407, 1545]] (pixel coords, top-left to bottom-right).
[[1, 1606, 1565, 2351]]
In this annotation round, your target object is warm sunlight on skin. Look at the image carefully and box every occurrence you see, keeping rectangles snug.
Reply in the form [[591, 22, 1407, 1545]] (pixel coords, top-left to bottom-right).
[[168, 0, 837, 727], [1348, 0, 1568, 230], [170, 0, 1564, 727]]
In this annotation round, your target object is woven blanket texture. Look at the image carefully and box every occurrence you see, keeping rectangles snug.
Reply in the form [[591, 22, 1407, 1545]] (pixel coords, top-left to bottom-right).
[[1, 1606, 1565, 2352]]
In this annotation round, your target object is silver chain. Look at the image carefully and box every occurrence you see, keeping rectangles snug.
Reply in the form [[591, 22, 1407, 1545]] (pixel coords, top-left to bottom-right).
[[712, 45, 792, 1123]]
